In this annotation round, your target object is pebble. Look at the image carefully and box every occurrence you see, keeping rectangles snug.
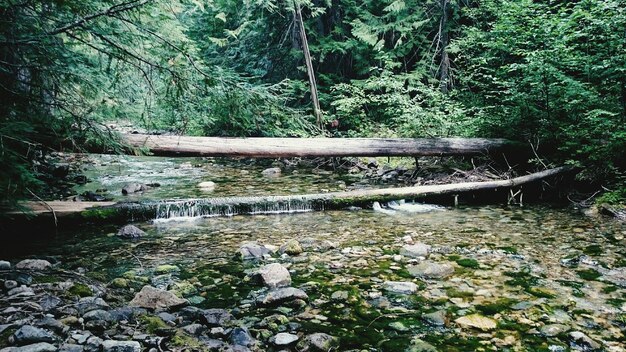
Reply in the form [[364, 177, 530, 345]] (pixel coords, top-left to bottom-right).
[[399, 243, 431, 258], [272, 332, 298, 345], [383, 281, 418, 294]]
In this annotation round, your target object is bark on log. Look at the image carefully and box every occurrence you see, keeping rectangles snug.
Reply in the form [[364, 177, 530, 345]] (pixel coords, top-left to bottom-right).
[[12, 166, 574, 225], [123, 134, 522, 158]]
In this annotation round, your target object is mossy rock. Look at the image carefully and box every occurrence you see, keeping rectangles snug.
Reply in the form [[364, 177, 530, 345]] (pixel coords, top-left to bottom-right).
[[577, 268, 602, 281], [456, 258, 479, 269], [155, 264, 180, 274], [109, 278, 129, 288], [68, 283, 93, 297], [527, 287, 556, 298], [139, 315, 168, 334]]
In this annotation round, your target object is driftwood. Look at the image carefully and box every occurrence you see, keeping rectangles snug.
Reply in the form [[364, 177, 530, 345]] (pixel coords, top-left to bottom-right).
[[11, 166, 574, 226], [123, 134, 522, 158]]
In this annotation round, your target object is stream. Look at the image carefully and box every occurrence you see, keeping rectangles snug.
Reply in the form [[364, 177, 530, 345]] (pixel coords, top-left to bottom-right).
[[1, 156, 625, 352]]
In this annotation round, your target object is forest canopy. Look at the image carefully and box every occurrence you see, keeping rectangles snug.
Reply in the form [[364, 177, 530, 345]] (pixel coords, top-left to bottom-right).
[[1, 0, 625, 204]]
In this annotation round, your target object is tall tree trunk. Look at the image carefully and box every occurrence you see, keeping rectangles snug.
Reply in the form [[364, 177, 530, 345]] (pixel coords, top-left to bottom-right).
[[438, 0, 451, 94], [294, 3, 323, 129]]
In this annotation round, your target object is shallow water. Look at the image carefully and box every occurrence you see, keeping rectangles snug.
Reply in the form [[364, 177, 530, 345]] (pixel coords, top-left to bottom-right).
[[74, 155, 375, 201], [8, 205, 626, 351]]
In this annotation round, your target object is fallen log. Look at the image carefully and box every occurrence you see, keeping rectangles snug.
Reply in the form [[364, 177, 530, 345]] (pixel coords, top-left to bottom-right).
[[123, 134, 522, 158], [8, 166, 575, 227]]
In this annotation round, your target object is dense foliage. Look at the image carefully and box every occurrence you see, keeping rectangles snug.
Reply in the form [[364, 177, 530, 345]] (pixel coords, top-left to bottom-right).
[[1, 0, 624, 205]]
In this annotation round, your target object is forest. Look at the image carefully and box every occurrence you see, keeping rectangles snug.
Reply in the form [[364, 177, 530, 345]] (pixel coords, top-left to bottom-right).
[[1, 0, 624, 206], [1, 2, 626, 351]]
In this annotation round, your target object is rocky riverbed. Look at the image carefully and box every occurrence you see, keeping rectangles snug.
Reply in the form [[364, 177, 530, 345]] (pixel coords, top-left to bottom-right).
[[1, 206, 625, 351]]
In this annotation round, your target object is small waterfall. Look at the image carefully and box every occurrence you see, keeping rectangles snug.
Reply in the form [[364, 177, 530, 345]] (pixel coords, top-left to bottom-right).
[[152, 196, 320, 221]]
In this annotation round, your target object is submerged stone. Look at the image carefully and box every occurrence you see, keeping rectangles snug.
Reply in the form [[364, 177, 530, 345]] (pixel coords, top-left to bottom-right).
[[15, 259, 51, 271], [272, 332, 299, 346], [253, 263, 292, 289], [121, 183, 146, 195], [129, 286, 187, 310], [454, 314, 497, 331], [408, 262, 454, 279], [383, 281, 418, 294], [116, 225, 145, 239], [256, 287, 309, 306], [238, 243, 271, 260], [400, 243, 431, 258]]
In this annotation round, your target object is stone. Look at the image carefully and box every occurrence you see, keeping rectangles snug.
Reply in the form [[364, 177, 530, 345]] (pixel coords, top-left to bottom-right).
[[272, 332, 298, 346], [182, 324, 206, 336], [303, 333, 337, 351], [238, 243, 271, 260], [230, 327, 255, 347], [422, 311, 446, 326], [407, 338, 438, 352], [101, 340, 141, 352], [121, 183, 146, 195], [58, 344, 84, 352], [77, 297, 109, 315], [254, 263, 292, 289], [261, 167, 281, 177], [109, 278, 128, 288], [540, 324, 569, 337], [408, 262, 454, 279], [198, 181, 216, 191], [7, 286, 34, 297], [15, 259, 51, 271], [202, 309, 234, 327], [155, 264, 180, 274], [0, 261, 10, 270], [569, 331, 601, 350], [116, 225, 145, 239], [83, 309, 113, 323], [85, 336, 103, 352], [279, 240, 303, 255], [35, 317, 66, 335], [454, 314, 497, 331], [330, 290, 349, 301], [389, 321, 409, 332], [4, 280, 18, 290], [13, 325, 56, 345], [383, 281, 418, 294], [0, 342, 57, 352], [400, 243, 431, 258], [604, 267, 626, 287], [129, 286, 187, 310], [256, 287, 309, 306], [39, 295, 61, 312]]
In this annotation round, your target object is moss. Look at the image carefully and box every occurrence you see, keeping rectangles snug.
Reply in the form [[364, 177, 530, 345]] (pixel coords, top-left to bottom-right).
[[498, 246, 519, 254], [576, 268, 602, 281], [139, 315, 168, 334], [33, 275, 61, 284], [170, 333, 205, 350], [527, 287, 556, 299], [582, 245, 602, 256], [504, 269, 539, 289], [446, 288, 474, 298], [456, 258, 479, 269], [476, 298, 517, 315], [602, 285, 618, 294], [68, 283, 93, 297], [447, 255, 461, 261]]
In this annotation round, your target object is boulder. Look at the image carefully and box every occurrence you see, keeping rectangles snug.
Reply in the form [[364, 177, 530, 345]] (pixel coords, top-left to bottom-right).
[[116, 225, 145, 239], [272, 332, 298, 346], [301, 333, 337, 351], [101, 340, 141, 352], [202, 309, 234, 327], [121, 183, 146, 195], [399, 243, 431, 258], [256, 287, 309, 306], [129, 286, 187, 310], [237, 243, 271, 260], [279, 240, 303, 255], [408, 262, 454, 279], [230, 327, 255, 347], [13, 325, 56, 345], [454, 314, 497, 331], [253, 263, 292, 289], [0, 342, 57, 352], [261, 167, 281, 177], [383, 281, 418, 294], [0, 260, 10, 270], [15, 260, 51, 271]]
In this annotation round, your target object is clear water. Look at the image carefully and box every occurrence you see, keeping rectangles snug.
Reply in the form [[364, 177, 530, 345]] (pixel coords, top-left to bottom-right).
[[7, 205, 626, 351]]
